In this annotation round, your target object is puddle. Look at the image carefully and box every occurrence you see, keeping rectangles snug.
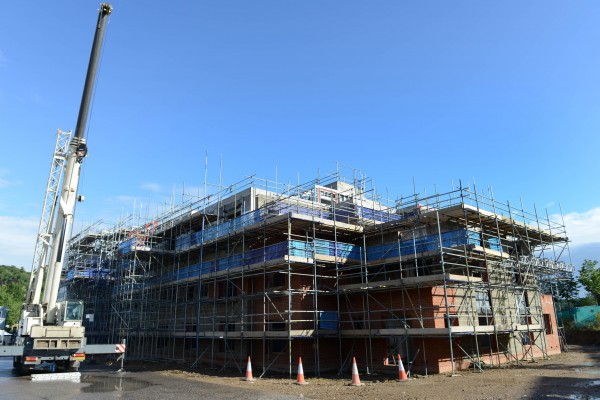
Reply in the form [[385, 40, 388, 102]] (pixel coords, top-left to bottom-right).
[[568, 396, 600, 400], [575, 380, 600, 388], [80, 374, 155, 393], [572, 368, 600, 374], [0, 358, 17, 382]]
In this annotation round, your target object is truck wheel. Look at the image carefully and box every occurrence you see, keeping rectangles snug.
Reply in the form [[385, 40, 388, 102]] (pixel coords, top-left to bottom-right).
[[14, 357, 30, 375], [57, 360, 69, 371]]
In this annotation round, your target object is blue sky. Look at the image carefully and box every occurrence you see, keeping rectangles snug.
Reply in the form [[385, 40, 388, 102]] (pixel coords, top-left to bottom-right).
[[0, 1, 599, 270]]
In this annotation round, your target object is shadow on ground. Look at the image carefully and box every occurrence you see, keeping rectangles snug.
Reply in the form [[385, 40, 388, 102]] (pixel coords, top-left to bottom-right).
[[530, 345, 600, 400]]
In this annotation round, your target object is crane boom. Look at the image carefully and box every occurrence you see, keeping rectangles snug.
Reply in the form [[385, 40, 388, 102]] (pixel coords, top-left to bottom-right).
[[42, 3, 112, 322], [26, 129, 71, 306], [74, 3, 112, 141]]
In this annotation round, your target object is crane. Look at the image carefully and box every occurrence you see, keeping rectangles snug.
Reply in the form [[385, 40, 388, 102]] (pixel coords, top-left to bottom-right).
[[0, 3, 125, 374]]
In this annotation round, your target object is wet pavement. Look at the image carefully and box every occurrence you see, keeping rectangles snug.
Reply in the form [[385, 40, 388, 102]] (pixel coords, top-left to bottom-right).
[[0, 358, 301, 400], [2, 347, 600, 400], [79, 374, 157, 393]]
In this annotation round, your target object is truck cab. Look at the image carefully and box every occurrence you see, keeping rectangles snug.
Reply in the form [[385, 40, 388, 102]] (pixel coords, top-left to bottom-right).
[[58, 300, 84, 327]]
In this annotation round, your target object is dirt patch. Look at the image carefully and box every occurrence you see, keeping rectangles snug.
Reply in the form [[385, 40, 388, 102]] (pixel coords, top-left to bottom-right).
[[143, 345, 600, 400]]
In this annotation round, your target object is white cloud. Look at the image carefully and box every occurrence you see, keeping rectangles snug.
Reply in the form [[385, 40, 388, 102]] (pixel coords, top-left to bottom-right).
[[140, 182, 161, 192], [0, 215, 38, 269], [555, 207, 600, 248]]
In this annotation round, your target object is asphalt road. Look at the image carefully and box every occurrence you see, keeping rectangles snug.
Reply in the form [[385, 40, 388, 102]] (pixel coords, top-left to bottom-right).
[[0, 358, 301, 400]]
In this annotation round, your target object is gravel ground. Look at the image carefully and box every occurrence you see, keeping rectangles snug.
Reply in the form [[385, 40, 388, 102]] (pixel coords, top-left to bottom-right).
[[153, 345, 600, 400]]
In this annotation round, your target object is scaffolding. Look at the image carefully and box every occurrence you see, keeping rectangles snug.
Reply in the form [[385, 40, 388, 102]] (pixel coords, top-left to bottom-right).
[[61, 169, 574, 377]]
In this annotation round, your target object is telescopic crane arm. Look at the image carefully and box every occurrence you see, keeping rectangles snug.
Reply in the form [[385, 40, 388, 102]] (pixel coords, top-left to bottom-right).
[[40, 3, 112, 323]]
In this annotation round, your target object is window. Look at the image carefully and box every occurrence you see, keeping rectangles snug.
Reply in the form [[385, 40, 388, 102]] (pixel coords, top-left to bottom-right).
[[64, 301, 83, 321], [270, 321, 286, 353], [187, 285, 196, 301], [270, 273, 285, 288], [218, 281, 237, 298], [227, 281, 237, 297], [478, 335, 492, 351], [444, 314, 459, 328], [521, 332, 534, 345], [160, 288, 175, 301], [270, 322, 285, 331], [516, 291, 529, 318], [476, 291, 492, 314], [476, 290, 493, 325], [543, 314, 553, 334], [316, 186, 339, 205], [200, 283, 209, 298]]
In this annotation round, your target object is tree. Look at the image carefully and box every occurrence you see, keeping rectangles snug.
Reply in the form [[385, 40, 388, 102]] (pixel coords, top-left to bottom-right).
[[0, 265, 29, 327], [541, 271, 578, 298], [555, 275, 579, 307], [573, 295, 597, 307], [578, 259, 600, 305]]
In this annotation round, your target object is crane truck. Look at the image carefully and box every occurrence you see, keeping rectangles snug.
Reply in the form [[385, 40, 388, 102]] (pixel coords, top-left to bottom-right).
[[0, 3, 125, 374]]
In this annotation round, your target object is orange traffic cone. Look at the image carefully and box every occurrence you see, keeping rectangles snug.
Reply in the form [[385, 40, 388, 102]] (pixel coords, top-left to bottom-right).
[[397, 354, 408, 381], [349, 357, 364, 386], [245, 356, 256, 381], [295, 357, 308, 385]]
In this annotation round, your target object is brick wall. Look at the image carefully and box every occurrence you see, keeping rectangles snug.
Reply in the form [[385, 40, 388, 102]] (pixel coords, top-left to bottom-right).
[[541, 294, 561, 355]]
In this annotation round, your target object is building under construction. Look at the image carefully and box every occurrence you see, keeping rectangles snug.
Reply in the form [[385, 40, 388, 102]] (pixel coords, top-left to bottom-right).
[[61, 170, 573, 377]]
